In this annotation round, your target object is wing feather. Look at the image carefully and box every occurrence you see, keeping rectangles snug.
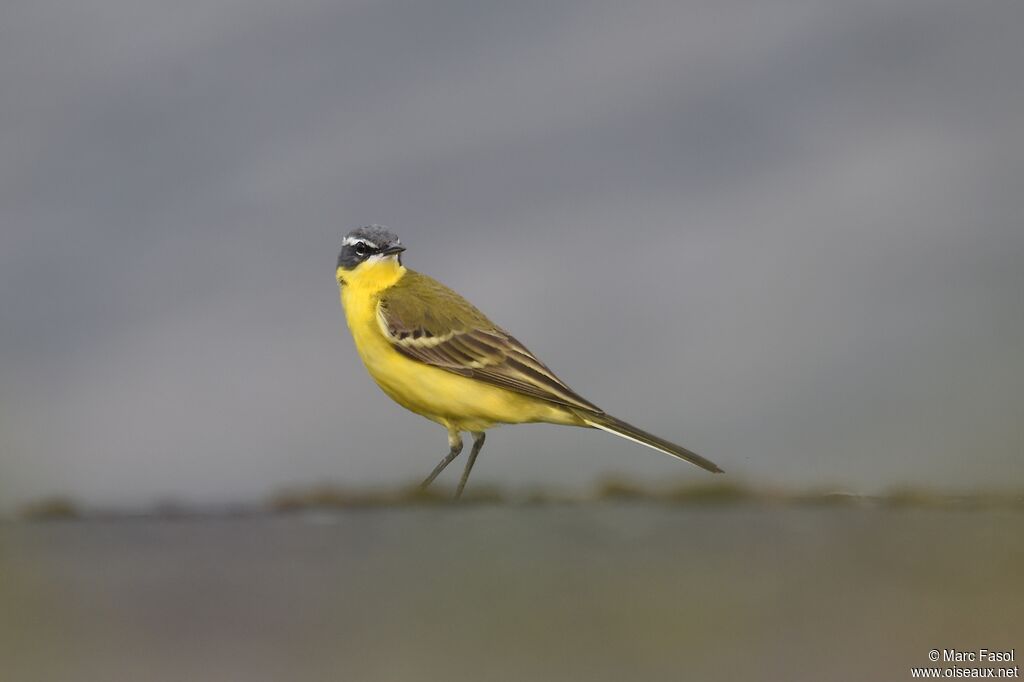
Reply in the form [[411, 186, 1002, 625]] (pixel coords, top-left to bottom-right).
[[378, 271, 602, 413]]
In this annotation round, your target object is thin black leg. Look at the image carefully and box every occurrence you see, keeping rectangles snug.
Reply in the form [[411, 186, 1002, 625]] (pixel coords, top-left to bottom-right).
[[420, 434, 463, 490], [455, 432, 486, 499]]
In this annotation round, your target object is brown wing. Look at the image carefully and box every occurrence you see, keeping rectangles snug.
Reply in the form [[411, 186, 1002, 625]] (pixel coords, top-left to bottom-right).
[[377, 271, 603, 414]]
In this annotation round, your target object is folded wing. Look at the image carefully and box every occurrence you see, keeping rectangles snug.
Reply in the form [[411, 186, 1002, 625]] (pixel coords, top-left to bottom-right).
[[377, 271, 602, 414]]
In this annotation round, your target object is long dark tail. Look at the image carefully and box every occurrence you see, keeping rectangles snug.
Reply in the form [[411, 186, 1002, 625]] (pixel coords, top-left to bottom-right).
[[578, 413, 723, 473]]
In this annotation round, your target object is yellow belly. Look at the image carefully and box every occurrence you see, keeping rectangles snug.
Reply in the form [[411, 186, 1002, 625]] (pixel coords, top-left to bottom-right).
[[341, 285, 575, 432]]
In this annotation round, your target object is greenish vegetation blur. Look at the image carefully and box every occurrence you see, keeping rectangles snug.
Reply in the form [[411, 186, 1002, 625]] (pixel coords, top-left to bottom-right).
[[14, 479, 1024, 520]]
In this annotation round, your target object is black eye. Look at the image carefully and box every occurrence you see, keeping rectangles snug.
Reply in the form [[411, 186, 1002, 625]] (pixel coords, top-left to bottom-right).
[[354, 243, 369, 256]]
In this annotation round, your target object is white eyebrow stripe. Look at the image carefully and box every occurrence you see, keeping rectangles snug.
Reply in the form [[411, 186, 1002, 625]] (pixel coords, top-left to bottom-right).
[[343, 236, 379, 249]]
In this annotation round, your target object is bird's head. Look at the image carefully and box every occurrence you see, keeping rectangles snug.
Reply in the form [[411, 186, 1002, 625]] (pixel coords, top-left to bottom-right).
[[336, 226, 407, 288]]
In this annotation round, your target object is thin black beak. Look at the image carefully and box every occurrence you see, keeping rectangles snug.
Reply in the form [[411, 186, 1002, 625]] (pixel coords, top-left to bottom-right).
[[381, 244, 406, 256]]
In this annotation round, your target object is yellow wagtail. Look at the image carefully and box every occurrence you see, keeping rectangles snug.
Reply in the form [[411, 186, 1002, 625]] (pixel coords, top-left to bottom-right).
[[336, 226, 722, 498]]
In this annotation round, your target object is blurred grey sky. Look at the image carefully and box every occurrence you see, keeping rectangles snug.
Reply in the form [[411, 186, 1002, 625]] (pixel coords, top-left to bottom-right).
[[2, 0, 1023, 512]]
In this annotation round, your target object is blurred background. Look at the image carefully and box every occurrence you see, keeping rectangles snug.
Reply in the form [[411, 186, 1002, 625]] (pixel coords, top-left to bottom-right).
[[1, 1, 1022, 680]]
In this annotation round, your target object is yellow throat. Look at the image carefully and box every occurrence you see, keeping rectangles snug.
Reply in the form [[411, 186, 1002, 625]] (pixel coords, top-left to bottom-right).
[[336, 254, 406, 296]]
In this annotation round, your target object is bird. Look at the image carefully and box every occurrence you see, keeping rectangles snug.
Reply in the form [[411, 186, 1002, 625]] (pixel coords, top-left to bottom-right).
[[335, 225, 722, 498]]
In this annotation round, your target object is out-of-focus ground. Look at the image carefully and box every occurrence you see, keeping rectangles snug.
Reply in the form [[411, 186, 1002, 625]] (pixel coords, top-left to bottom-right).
[[1, 505, 1021, 682]]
